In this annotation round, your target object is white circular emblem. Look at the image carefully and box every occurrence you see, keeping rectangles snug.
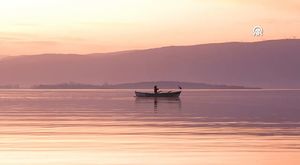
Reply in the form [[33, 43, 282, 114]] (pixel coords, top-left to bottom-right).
[[253, 26, 263, 37]]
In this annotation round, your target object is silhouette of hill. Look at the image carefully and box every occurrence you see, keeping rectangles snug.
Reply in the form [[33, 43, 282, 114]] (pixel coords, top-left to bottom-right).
[[0, 39, 299, 88], [0, 55, 7, 59], [32, 81, 258, 89]]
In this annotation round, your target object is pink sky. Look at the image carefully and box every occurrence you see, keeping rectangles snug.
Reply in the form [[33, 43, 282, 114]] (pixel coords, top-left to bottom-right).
[[0, 0, 299, 55]]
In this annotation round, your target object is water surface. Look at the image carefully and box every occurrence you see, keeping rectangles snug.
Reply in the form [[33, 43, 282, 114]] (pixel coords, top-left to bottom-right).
[[0, 89, 299, 165]]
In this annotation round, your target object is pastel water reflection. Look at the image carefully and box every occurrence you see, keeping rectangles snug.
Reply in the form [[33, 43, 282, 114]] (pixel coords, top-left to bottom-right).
[[0, 89, 299, 165]]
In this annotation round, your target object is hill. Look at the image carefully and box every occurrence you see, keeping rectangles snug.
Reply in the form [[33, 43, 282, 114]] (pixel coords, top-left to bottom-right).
[[0, 39, 299, 88], [32, 81, 258, 89]]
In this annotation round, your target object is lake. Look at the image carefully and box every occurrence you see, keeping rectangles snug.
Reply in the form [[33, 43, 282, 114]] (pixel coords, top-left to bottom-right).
[[0, 89, 299, 165]]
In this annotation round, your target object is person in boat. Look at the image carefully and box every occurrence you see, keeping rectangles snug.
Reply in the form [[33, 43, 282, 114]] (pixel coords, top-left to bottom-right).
[[154, 85, 159, 94]]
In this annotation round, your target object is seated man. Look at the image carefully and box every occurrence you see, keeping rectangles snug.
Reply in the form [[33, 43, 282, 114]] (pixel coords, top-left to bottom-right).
[[154, 85, 159, 94]]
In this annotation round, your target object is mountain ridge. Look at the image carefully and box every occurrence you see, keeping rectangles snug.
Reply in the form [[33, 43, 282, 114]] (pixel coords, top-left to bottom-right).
[[32, 81, 259, 89], [0, 39, 299, 88]]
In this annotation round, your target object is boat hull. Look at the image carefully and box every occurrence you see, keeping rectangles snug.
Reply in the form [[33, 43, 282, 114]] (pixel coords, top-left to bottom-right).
[[135, 91, 181, 97]]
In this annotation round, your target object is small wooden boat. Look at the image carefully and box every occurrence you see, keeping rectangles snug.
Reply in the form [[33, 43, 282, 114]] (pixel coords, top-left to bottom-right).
[[135, 91, 181, 97]]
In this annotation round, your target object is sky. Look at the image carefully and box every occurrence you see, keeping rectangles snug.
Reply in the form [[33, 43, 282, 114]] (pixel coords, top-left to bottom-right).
[[0, 0, 299, 55]]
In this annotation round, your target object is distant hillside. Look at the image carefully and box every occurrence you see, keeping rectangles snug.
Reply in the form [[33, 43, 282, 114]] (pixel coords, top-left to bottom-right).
[[32, 81, 258, 89], [0, 84, 20, 89], [0, 39, 299, 88], [101, 81, 258, 89], [0, 55, 7, 59]]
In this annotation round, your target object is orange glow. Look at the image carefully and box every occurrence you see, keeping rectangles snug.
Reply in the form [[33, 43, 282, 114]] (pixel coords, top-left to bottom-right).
[[0, 0, 299, 55]]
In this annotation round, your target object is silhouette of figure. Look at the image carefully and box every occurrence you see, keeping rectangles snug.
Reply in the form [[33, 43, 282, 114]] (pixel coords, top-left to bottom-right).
[[154, 85, 159, 94]]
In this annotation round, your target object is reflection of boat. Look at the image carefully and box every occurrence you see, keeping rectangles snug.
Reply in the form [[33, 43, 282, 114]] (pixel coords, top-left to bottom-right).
[[135, 91, 181, 97], [135, 96, 181, 112]]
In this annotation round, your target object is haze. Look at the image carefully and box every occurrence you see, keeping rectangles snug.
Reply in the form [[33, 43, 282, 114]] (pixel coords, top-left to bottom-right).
[[0, 0, 299, 55]]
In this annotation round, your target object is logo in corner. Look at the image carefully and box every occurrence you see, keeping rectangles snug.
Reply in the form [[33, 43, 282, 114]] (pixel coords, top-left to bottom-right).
[[253, 26, 263, 37]]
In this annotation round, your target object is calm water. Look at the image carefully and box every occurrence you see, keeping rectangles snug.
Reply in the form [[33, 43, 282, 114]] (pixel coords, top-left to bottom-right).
[[0, 89, 299, 165]]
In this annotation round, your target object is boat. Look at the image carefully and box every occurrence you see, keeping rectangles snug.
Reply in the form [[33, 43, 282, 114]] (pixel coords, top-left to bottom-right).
[[135, 91, 181, 97]]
